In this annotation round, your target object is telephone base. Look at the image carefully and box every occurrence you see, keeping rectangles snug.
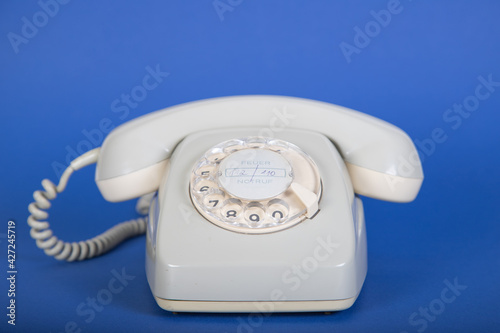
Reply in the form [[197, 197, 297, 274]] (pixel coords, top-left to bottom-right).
[[147, 129, 368, 313], [154, 296, 357, 313]]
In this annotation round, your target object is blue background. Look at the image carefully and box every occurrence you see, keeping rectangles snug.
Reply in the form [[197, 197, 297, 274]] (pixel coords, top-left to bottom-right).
[[1, 1, 499, 332]]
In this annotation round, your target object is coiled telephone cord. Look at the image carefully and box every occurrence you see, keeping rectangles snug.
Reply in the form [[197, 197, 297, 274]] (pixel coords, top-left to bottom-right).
[[27, 148, 149, 261]]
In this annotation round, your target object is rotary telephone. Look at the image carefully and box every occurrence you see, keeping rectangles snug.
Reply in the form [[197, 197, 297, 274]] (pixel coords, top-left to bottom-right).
[[28, 96, 423, 312]]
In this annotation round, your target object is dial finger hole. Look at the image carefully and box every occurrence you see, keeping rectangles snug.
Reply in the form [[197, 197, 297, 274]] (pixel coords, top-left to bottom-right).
[[195, 164, 215, 178], [193, 179, 217, 194], [203, 192, 225, 210], [267, 199, 289, 223], [246, 137, 267, 148], [206, 147, 226, 163], [244, 202, 266, 226], [222, 139, 246, 153], [266, 139, 289, 152], [221, 199, 243, 222]]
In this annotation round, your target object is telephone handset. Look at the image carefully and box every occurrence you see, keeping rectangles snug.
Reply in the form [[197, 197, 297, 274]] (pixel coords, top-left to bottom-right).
[[28, 96, 423, 312]]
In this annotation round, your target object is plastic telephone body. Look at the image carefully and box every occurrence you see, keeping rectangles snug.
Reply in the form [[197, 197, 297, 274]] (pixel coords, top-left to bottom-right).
[[95, 96, 423, 204], [146, 128, 367, 312], [93, 95, 424, 312]]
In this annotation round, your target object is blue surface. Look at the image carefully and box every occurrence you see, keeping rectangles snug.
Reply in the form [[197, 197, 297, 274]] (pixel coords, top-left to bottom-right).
[[1, 1, 499, 332]]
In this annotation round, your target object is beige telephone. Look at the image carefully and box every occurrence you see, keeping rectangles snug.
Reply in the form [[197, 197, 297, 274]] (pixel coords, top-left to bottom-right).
[[28, 96, 423, 312]]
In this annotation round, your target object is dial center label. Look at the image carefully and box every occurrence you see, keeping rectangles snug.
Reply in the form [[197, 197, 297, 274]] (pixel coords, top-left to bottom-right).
[[218, 149, 293, 200]]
